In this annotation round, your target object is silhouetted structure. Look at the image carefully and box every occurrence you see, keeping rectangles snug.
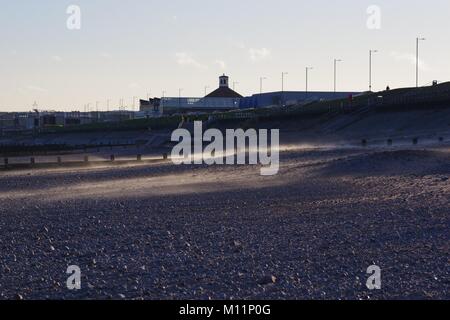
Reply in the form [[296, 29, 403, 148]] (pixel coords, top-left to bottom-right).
[[205, 75, 243, 98]]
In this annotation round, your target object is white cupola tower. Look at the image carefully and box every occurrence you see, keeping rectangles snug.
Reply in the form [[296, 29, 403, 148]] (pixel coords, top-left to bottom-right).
[[219, 74, 229, 88]]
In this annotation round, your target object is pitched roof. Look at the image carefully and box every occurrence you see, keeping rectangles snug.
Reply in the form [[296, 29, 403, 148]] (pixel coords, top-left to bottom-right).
[[205, 87, 243, 98]]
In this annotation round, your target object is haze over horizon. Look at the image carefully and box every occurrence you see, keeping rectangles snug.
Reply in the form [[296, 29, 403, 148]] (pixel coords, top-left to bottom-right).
[[1, 0, 450, 112]]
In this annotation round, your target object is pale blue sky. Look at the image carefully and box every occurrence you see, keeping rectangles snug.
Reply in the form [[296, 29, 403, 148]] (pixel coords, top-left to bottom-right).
[[1, 0, 449, 111]]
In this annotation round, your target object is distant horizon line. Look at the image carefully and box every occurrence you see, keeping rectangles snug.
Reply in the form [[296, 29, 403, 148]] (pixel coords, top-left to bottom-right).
[[2, 80, 448, 112]]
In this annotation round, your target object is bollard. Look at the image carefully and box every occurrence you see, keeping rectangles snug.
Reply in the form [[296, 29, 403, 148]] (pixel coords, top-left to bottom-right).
[[110, 155, 115, 162], [387, 139, 393, 146], [361, 139, 367, 146], [84, 156, 89, 163], [137, 154, 142, 161], [413, 138, 419, 145], [163, 153, 168, 160], [57, 156, 62, 164], [30, 157, 35, 165]]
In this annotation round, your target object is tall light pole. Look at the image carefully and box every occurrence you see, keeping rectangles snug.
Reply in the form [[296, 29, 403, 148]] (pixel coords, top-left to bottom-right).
[[305, 67, 313, 97], [369, 50, 378, 91], [281, 72, 288, 92], [281, 72, 288, 107], [416, 37, 426, 87], [132, 96, 137, 111], [334, 59, 342, 92], [161, 91, 166, 113], [120, 98, 124, 111], [260, 77, 267, 94]]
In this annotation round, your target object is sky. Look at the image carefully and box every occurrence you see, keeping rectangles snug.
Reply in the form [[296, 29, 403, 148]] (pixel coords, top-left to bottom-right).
[[1, 0, 450, 111]]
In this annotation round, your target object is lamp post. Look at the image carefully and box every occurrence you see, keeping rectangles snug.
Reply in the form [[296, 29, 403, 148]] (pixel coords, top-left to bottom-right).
[[260, 77, 267, 94], [416, 37, 426, 87], [281, 72, 288, 92], [334, 59, 342, 92], [161, 91, 166, 113], [305, 67, 313, 97], [178, 88, 183, 108], [95, 101, 100, 120], [281, 72, 288, 107], [133, 96, 138, 111], [369, 50, 378, 91]]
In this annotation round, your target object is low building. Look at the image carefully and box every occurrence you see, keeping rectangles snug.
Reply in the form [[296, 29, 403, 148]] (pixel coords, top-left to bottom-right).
[[239, 91, 361, 109], [140, 98, 162, 112], [138, 98, 163, 118], [160, 74, 242, 113], [205, 74, 243, 98]]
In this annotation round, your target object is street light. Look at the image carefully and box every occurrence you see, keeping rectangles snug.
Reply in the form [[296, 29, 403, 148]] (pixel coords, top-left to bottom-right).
[[281, 72, 288, 92], [334, 59, 342, 92], [281, 72, 288, 107], [161, 91, 166, 112], [95, 101, 100, 120], [132, 96, 137, 111], [260, 77, 267, 94], [305, 67, 313, 97], [119, 98, 124, 111], [369, 50, 378, 91], [178, 88, 183, 108], [416, 37, 426, 87]]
